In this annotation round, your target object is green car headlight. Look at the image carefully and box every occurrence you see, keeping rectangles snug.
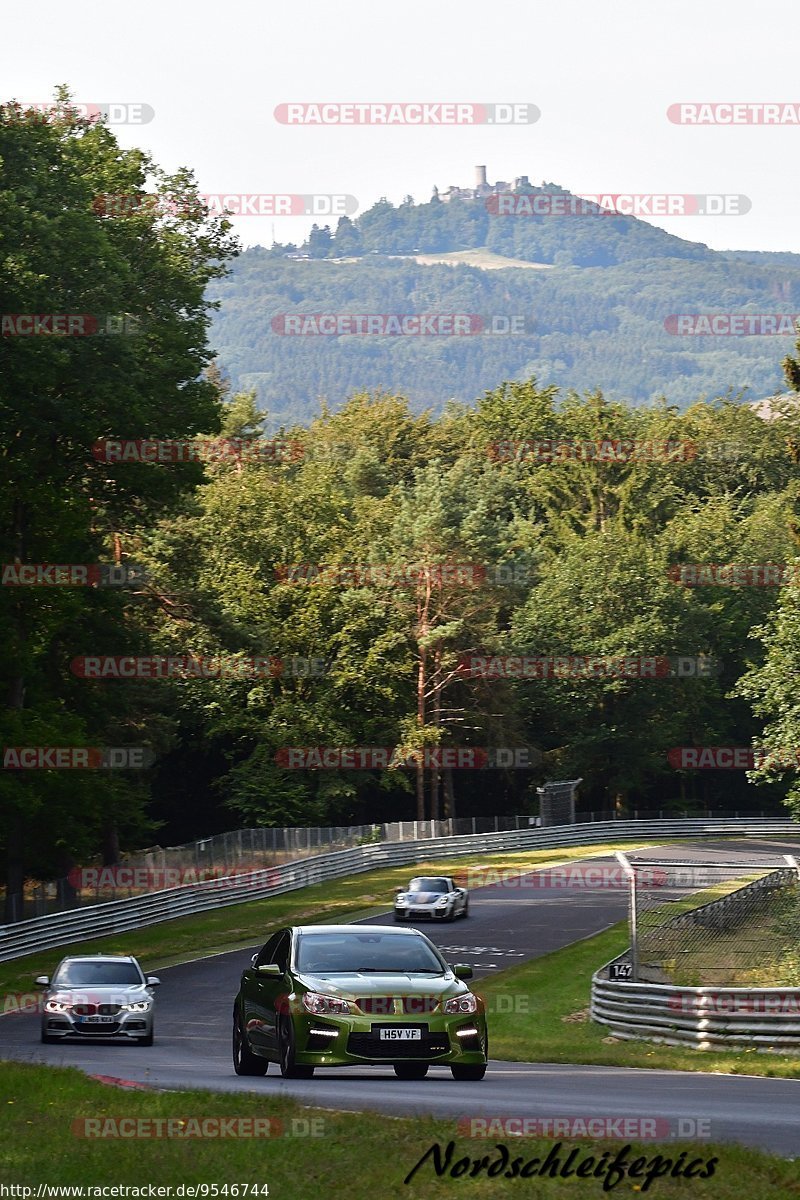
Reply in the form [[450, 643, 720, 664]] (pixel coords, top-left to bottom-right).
[[444, 993, 478, 1014], [302, 991, 352, 1015]]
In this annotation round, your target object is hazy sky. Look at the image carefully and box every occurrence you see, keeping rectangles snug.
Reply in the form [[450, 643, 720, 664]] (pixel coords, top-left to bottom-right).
[[3, 0, 799, 253]]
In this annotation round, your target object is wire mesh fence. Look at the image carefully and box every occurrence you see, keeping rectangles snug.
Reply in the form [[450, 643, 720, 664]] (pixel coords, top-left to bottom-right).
[[620, 855, 800, 987], [5, 814, 536, 921], [2, 805, 782, 923]]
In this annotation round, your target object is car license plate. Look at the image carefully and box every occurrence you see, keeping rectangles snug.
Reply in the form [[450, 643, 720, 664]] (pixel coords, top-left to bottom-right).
[[379, 1028, 421, 1040], [80, 1015, 114, 1024]]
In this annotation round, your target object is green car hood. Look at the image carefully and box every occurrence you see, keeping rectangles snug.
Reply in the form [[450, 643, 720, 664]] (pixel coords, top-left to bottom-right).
[[295, 971, 467, 1001]]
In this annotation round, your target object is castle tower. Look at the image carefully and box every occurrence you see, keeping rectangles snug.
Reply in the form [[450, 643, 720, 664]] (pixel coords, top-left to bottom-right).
[[475, 165, 488, 188]]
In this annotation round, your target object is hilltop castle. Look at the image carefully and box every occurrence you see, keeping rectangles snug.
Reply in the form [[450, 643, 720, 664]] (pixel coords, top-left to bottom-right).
[[433, 165, 532, 204]]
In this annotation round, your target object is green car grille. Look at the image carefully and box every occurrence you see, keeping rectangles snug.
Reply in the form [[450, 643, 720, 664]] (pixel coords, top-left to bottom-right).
[[347, 1027, 450, 1058]]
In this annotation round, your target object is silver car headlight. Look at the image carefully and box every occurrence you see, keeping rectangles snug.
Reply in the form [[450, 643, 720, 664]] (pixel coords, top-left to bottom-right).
[[395, 895, 408, 905], [436, 896, 449, 906], [444, 993, 478, 1014], [121, 1000, 152, 1012], [301, 991, 351, 1015], [44, 999, 72, 1013]]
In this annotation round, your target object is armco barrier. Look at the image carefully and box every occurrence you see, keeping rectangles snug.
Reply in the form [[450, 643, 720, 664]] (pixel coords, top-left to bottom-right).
[[591, 864, 800, 1050], [2, 818, 798, 963], [591, 976, 800, 1051]]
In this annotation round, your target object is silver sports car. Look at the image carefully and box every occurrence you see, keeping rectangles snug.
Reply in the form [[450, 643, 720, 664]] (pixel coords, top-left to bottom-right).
[[37, 954, 160, 1044], [393, 875, 469, 922]]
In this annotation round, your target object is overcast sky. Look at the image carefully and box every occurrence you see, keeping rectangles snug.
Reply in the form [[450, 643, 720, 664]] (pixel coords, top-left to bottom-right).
[[3, 0, 798, 253]]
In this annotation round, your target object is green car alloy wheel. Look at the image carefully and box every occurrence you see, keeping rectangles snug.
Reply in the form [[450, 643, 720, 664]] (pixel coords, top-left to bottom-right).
[[232, 924, 488, 1079]]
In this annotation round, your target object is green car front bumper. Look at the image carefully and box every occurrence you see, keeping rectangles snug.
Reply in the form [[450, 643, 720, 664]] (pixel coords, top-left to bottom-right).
[[287, 1006, 488, 1067]]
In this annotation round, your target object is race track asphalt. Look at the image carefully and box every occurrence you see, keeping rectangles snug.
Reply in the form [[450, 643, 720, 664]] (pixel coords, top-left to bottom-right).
[[2, 837, 799, 1156]]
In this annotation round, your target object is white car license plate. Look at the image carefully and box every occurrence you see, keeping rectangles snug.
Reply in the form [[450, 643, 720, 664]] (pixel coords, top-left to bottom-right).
[[80, 1015, 114, 1024], [379, 1028, 421, 1040]]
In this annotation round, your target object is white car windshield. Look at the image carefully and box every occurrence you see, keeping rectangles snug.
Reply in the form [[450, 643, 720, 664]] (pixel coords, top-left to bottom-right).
[[408, 878, 450, 892]]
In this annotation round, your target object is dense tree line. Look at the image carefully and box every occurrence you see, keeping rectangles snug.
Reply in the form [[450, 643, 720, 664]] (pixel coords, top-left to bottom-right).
[[210, 241, 800, 424], [2, 101, 800, 911]]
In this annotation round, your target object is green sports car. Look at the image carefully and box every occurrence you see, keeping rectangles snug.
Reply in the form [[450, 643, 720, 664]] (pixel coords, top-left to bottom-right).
[[232, 923, 488, 1080]]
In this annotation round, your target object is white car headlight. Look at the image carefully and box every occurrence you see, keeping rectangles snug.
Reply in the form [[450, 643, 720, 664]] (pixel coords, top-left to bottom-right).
[[121, 1001, 152, 1012], [302, 991, 351, 1015], [436, 896, 449, 905], [444, 993, 478, 1014], [395, 895, 407, 904], [44, 999, 72, 1013]]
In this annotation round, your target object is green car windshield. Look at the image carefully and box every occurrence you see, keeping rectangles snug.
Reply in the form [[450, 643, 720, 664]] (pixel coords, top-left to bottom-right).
[[295, 931, 447, 975]]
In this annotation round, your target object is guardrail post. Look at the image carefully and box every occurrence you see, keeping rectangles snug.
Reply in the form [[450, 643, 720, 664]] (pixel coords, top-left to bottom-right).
[[785, 854, 800, 881], [614, 851, 638, 982]]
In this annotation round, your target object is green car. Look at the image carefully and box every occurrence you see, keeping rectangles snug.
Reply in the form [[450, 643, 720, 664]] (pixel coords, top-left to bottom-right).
[[232, 923, 488, 1081]]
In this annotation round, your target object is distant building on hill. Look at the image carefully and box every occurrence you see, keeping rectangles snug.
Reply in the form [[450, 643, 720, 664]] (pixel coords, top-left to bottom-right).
[[434, 166, 533, 204]]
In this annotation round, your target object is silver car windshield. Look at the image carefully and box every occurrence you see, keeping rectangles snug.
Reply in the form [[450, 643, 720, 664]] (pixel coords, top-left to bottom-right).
[[295, 932, 446, 974], [408, 878, 449, 892], [53, 961, 143, 987]]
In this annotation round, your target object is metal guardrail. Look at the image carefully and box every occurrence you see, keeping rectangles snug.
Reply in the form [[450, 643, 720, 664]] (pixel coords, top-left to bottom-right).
[[592, 862, 800, 1049], [2, 817, 798, 964], [591, 976, 800, 1051]]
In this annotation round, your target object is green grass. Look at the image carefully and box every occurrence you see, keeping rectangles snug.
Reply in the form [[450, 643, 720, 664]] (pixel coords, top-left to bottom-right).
[[660, 886, 800, 987], [477, 916, 800, 1078], [4, 840, 799, 1082], [1, 1061, 797, 1198], [0, 840, 653, 1000]]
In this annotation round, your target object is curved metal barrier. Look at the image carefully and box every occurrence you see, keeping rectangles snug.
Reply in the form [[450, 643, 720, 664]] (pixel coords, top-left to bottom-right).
[[592, 863, 800, 1050], [591, 975, 800, 1051], [2, 817, 798, 963]]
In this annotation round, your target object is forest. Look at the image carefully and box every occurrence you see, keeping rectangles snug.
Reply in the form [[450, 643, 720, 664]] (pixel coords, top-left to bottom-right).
[[3, 100, 800, 912]]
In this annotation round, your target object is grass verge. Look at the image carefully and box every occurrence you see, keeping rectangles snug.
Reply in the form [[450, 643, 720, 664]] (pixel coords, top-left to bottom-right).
[[1, 1061, 797, 1198], [0, 841, 650, 998], [478, 914, 800, 1078]]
